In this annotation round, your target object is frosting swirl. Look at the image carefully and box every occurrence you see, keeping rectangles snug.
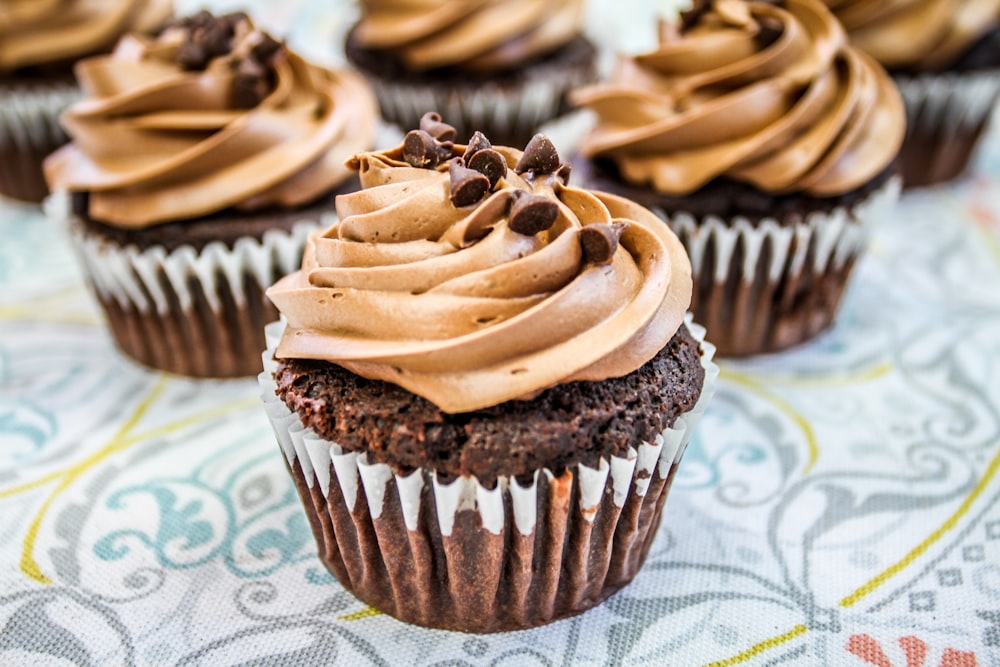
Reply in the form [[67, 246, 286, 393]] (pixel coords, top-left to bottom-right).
[[0, 0, 172, 72], [571, 0, 904, 197], [44, 12, 377, 227], [267, 120, 693, 413], [822, 0, 1000, 71], [351, 0, 585, 72]]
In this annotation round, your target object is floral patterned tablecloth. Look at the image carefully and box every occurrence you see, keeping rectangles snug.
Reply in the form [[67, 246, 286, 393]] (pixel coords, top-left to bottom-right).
[[3, 2, 1000, 665]]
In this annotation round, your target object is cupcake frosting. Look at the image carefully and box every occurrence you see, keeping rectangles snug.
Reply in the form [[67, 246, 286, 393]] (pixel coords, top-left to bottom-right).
[[267, 116, 693, 413], [823, 0, 1000, 71], [571, 0, 904, 197], [0, 0, 173, 72], [44, 11, 377, 227], [351, 0, 585, 71]]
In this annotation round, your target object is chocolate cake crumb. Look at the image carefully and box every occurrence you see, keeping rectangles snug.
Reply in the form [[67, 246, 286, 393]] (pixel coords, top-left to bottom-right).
[[274, 324, 706, 486]]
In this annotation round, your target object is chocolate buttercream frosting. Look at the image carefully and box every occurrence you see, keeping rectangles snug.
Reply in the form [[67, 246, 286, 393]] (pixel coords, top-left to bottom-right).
[[571, 0, 905, 197], [267, 115, 693, 413], [0, 0, 172, 72], [822, 0, 1000, 71], [350, 0, 586, 72], [44, 11, 377, 227]]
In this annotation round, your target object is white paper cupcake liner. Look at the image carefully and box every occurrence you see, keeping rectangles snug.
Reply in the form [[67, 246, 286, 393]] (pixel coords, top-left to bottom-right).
[[656, 175, 901, 357], [51, 192, 330, 377], [894, 68, 1000, 186], [0, 82, 79, 202], [259, 315, 718, 632]]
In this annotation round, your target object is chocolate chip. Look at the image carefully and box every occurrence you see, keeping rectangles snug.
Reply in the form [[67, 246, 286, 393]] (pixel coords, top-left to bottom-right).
[[189, 10, 214, 29], [449, 159, 490, 207], [467, 149, 506, 188], [508, 191, 558, 235], [463, 131, 492, 159], [403, 130, 445, 168], [580, 223, 627, 264], [252, 34, 283, 63], [232, 58, 269, 108], [199, 21, 234, 58], [420, 112, 457, 143], [175, 41, 208, 70], [514, 134, 560, 175], [755, 17, 784, 48], [555, 162, 572, 185]]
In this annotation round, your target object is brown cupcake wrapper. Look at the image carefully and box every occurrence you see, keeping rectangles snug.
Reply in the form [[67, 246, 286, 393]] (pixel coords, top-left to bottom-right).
[[51, 193, 329, 377], [0, 83, 79, 203], [369, 60, 595, 147], [658, 176, 900, 357], [260, 316, 718, 632], [895, 69, 1000, 187]]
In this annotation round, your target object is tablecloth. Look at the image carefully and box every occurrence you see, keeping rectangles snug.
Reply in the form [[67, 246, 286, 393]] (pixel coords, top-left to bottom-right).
[[3, 1, 1000, 665]]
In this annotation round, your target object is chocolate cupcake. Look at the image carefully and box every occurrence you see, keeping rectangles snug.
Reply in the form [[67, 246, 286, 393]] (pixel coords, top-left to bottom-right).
[[570, 0, 904, 357], [822, 0, 1000, 187], [260, 116, 717, 632], [0, 0, 173, 203], [44, 11, 378, 378], [344, 0, 597, 146]]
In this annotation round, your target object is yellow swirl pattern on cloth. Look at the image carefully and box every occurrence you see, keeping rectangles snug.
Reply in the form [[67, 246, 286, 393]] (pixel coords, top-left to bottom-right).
[[267, 139, 693, 413], [351, 0, 585, 71], [823, 0, 1000, 71], [44, 16, 377, 227], [571, 0, 904, 197], [0, 0, 173, 72]]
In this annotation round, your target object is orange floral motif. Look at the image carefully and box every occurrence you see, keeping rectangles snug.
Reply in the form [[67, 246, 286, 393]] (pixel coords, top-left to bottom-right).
[[847, 634, 977, 667]]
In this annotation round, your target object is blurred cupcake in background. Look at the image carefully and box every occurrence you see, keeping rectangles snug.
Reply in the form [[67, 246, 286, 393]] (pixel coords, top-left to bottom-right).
[[344, 0, 597, 146], [571, 0, 904, 357], [0, 0, 173, 203], [821, 0, 1000, 187], [44, 10, 377, 378]]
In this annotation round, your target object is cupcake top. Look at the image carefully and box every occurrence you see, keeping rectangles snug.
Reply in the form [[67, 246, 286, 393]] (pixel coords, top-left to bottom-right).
[[0, 0, 173, 73], [350, 0, 585, 72], [267, 113, 693, 414], [570, 0, 905, 197], [44, 11, 377, 227], [822, 0, 1000, 71]]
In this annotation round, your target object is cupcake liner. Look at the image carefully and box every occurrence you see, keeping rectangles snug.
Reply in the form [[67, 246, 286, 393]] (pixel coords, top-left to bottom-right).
[[894, 69, 1000, 187], [54, 194, 329, 378], [259, 316, 718, 633], [368, 59, 595, 147], [657, 176, 901, 357], [0, 82, 79, 203]]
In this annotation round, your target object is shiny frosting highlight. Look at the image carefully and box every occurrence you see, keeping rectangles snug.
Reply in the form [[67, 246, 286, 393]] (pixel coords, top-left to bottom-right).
[[45, 13, 377, 227], [352, 0, 585, 71], [823, 0, 1000, 71], [571, 0, 905, 197], [267, 125, 693, 413], [0, 0, 173, 72]]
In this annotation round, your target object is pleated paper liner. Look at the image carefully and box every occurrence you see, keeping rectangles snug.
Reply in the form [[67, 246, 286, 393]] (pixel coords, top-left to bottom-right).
[[260, 316, 718, 632]]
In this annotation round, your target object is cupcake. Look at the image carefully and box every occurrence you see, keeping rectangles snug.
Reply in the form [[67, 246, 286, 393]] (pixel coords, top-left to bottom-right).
[[344, 0, 597, 146], [44, 11, 378, 378], [822, 0, 1000, 187], [260, 116, 717, 632], [0, 0, 173, 203], [570, 0, 904, 357]]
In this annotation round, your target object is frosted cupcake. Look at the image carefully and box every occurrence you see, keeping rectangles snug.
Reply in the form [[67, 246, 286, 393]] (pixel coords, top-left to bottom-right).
[[822, 0, 1000, 186], [571, 0, 904, 356], [344, 0, 597, 146], [44, 11, 377, 377], [0, 0, 172, 203], [261, 116, 717, 632]]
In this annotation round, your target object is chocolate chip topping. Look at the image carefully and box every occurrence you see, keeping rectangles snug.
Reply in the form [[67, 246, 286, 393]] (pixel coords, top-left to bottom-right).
[[508, 191, 559, 235], [403, 130, 449, 168], [463, 131, 492, 158], [176, 41, 209, 70], [232, 56, 270, 109], [580, 223, 627, 264], [449, 159, 490, 208], [514, 134, 560, 175], [555, 162, 572, 185], [467, 149, 506, 188], [251, 33, 283, 63], [420, 112, 457, 143]]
